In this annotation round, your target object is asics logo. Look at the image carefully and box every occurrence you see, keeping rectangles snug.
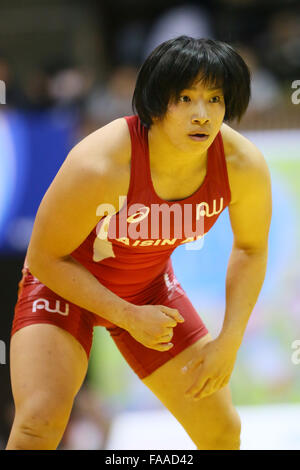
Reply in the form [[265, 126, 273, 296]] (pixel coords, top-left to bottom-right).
[[127, 206, 150, 223], [32, 298, 69, 316]]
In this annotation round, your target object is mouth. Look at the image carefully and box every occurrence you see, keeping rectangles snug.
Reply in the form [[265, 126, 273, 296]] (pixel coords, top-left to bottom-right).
[[188, 132, 209, 142]]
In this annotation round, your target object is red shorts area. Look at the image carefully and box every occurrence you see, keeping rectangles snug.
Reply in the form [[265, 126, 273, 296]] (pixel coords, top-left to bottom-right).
[[11, 270, 209, 380]]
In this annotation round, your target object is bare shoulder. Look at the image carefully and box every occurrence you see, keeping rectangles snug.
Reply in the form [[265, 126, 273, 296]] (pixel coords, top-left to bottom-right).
[[220, 123, 271, 204], [69, 117, 131, 175], [27, 118, 132, 262], [63, 117, 132, 207], [220, 122, 267, 171]]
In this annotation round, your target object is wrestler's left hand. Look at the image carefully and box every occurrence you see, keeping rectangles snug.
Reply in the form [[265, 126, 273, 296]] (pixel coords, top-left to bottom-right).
[[181, 337, 238, 400]]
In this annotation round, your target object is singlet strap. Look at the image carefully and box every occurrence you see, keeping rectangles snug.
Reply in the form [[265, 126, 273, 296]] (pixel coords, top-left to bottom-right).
[[124, 115, 149, 200], [213, 132, 232, 203]]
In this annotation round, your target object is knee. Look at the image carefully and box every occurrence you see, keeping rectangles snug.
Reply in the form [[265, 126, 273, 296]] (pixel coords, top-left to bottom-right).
[[10, 392, 73, 449], [216, 412, 241, 450], [197, 409, 241, 450]]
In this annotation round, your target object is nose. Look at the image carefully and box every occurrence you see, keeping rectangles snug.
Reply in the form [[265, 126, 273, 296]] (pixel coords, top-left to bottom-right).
[[191, 102, 210, 125], [191, 116, 210, 125]]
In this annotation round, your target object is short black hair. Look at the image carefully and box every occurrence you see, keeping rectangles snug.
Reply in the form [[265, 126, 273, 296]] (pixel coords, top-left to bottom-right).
[[132, 36, 251, 127]]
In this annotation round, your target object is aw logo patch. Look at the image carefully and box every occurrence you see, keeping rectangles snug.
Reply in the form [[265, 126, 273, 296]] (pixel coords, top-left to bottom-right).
[[32, 298, 69, 316]]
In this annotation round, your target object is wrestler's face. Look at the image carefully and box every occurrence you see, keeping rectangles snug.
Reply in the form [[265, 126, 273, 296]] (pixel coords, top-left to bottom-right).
[[154, 78, 225, 153]]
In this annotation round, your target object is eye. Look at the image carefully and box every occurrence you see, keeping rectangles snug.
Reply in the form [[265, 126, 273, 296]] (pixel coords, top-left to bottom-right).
[[209, 95, 222, 103], [178, 95, 191, 103]]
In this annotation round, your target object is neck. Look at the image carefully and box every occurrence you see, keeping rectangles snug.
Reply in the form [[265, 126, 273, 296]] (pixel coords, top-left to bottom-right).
[[148, 124, 208, 177]]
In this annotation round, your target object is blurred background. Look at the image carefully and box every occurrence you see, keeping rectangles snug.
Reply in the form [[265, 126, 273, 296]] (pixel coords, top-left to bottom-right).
[[0, 0, 300, 450]]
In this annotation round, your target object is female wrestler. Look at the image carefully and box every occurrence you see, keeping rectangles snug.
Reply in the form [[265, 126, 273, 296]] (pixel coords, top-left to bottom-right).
[[6, 36, 271, 450]]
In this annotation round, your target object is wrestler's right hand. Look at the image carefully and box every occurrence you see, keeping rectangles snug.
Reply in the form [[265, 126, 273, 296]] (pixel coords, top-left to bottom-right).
[[125, 304, 185, 351]]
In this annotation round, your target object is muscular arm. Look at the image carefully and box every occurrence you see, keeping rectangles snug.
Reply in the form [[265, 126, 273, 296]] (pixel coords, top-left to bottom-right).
[[26, 118, 135, 330], [219, 132, 272, 349], [182, 132, 272, 400]]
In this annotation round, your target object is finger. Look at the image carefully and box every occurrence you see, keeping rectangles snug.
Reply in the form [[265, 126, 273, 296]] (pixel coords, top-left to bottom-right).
[[185, 375, 209, 398], [158, 331, 173, 342], [219, 375, 230, 389], [140, 332, 172, 350], [194, 378, 219, 399], [192, 378, 215, 400], [162, 316, 178, 329], [212, 376, 227, 392], [162, 327, 173, 337], [159, 306, 185, 323], [154, 327, 173, 340], [199, 374, 231, 398], [153, 342, 174, 352]]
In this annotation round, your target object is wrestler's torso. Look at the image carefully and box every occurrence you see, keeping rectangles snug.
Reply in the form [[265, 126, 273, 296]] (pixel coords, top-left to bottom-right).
[[24, 115, 253, 302], [67, 115, 236, 299]]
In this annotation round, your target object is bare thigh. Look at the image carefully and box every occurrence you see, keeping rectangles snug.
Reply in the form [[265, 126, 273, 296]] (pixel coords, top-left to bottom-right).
[[7, 324, 88, 449], [142, 333, 241, 449]]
